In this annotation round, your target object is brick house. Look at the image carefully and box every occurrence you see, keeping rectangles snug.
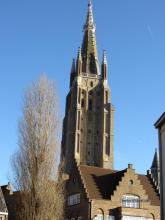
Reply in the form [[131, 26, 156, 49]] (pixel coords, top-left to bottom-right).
[[65, 164, 160, 220]]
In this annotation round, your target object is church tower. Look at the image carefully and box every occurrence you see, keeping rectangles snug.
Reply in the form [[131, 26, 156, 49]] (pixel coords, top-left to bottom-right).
[[61, 1, 114, 173]]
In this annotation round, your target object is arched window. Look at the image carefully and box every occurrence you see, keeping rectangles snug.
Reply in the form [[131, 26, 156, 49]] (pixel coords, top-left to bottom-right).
[[122, 194, 140, 208]]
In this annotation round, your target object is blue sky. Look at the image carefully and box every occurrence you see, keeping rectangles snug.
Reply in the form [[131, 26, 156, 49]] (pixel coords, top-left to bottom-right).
[[0, 0, 164, 184]]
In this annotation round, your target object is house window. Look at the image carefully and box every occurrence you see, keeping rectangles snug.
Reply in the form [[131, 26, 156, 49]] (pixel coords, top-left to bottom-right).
[[105, 136, 110, 156], [95, 215, 103, 220], [122, 216, 147, 220], [122, 195, 140, 208], [106, 216, 115, 220], [67, 193, 81, 206]]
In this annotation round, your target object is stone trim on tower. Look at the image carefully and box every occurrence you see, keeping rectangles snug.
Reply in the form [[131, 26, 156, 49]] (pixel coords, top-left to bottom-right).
[[61, 1, 114, 174]]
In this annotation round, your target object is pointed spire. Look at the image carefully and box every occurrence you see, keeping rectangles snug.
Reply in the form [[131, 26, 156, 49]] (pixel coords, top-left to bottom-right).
[[85, 0, 94, 30], [76, 47, 82, 75], [102, 50, 107, 65], [151, 148, 159, 169], [81, 0, 99, 74]]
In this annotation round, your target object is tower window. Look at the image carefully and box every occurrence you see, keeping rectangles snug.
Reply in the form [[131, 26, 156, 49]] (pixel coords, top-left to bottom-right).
[[78, 88, 81, 103], [88, 99, 92, 111], [77, 111, 80, 130], [90, 81, 93, 87], [81, 99, 85, 108], [77, 134, 80, 153], [105, 136, 110, 156]]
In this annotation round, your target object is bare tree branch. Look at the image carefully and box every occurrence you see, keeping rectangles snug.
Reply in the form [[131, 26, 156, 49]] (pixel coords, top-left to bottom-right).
[[11, 76, 64, 220]]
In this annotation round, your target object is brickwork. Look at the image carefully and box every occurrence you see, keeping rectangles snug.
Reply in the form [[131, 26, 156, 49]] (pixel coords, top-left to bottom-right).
[[65, 164, 160, 220]]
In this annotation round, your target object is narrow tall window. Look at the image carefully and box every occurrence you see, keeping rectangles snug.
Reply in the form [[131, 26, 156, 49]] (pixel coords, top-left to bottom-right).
[[81, 99, 84, 108], [88, 99, 92, 111], [77, 134, 80, 153], [105, 136, 110, 156], [78, 88, 81, 103], [77, 111, 80, 130]]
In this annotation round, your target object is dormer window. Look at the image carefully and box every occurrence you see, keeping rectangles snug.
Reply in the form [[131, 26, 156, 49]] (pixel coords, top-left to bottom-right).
[[122, 195, 140, 208]]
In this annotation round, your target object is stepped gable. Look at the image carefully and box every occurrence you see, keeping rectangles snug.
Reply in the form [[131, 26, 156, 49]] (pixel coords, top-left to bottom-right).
[[138, 174, 160, 206], [79, 164, 160, 207]]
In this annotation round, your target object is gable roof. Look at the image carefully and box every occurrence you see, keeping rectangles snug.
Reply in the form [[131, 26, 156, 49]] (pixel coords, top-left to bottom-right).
[[78, 165, 160, 206]]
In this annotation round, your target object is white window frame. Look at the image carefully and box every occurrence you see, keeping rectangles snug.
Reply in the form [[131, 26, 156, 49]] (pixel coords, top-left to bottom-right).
[[122, 195, 140, 208], [67, 193, 81, 206]]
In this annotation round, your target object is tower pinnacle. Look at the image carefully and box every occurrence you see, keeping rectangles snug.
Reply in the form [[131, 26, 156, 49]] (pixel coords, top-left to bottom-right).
[[102, 50, 107, 65], [81, 0, 99, 74], [77, 47, 82, 61]]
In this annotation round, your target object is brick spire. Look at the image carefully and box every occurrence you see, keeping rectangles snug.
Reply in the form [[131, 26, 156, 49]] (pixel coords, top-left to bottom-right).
[[81, 0, 100, 74]]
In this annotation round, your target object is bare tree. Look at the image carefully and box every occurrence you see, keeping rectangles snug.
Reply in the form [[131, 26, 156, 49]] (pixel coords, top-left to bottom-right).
[[12, 76, 64, 220]]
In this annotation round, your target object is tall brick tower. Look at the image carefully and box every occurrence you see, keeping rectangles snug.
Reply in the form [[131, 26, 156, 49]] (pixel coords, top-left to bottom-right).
[[61, 0, 114, 173]]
